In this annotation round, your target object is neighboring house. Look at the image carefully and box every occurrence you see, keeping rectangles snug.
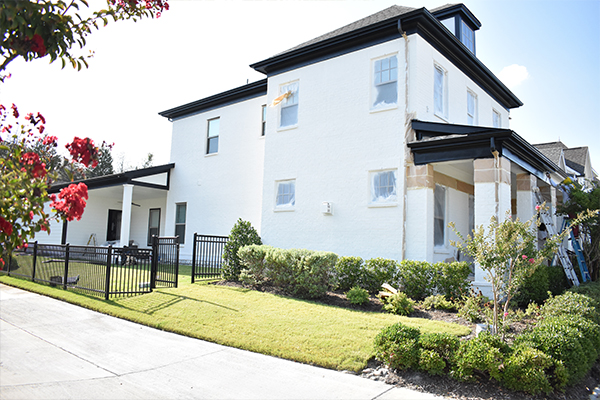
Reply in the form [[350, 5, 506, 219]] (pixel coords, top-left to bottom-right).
[[534, 141, 598, 188], [37, 4, 593, 296]]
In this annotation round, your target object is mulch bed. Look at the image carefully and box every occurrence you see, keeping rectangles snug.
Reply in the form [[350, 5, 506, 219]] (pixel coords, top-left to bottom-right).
[[211, 280, 599, 400]]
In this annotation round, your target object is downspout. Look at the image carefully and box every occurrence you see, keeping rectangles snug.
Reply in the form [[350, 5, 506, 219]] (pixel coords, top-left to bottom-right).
[[400, 21, 414, 261], [490, 137, 500, 221]]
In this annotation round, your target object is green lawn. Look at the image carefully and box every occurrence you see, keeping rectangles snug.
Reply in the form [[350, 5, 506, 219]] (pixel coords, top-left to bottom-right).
[[0, 272, 470, 372]]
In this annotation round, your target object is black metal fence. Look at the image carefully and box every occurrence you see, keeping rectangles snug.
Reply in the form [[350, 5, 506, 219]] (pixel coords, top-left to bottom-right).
[[191, 233, 228, 282], [2, 237, 179, 299]]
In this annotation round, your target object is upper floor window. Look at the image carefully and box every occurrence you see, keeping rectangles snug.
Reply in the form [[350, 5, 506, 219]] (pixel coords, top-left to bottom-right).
[[373, 55, 398, 108], [279, 82, 299, 128], [206, 117, 220, 154], [275, 180, 296, 209], [434, 65, 447, 119], [261, 105, 267, 136], [467, 90, 477, 125], [175, 203, 186, 244], [460, 20, 475, 53], [434, 184, 446, 247], [492, 109, 501, 128], [370, 169, 397, 204]]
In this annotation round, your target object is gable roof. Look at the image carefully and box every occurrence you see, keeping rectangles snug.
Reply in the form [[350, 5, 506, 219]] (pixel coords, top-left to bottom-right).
[[533, 141, 568, 166], [563, 147, 589, 175]]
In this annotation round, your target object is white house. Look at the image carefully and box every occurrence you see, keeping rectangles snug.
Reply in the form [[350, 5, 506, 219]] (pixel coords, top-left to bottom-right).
[[38, 4, 585, 295]]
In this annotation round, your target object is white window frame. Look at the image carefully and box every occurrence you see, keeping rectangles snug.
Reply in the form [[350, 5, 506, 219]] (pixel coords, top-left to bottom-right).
[[492, 109, 501, 128], [369, 169, 398, 206], [434, 64, 448, 120], [175, 203, 187, 244], [206, 117, 220, 155], [147, 208, 161, 246], [278, 82, 299, 129], [261, 104, 267, 136], [467, 90, 477, 125], [275, 179, 296, 211], [434, 184, 446, 247], [372, 54, 398, 110]]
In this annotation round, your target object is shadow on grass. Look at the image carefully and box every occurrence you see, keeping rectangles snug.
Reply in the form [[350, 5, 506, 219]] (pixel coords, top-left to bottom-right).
[[113, 289, 239, 315]]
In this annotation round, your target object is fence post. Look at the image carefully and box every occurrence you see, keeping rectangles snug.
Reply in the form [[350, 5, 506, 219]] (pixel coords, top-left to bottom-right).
[[63, 244, 70, 290], [32, 241, 38, 282], [150, 235, 158, 290], [191, 233, 197, 284], [174, 239, 180, 288], [105, 246, 112, 300]]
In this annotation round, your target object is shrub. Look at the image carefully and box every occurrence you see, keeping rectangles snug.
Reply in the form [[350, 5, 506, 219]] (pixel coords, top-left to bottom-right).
[[434, 261, 471, 300], [373, 323, 420, 370], [222, 219, 262, 281], [515, 314, 598, 385], [457, 291, 487, 323], [396, 260, 435, 300], [381, 291, 415, 316], [569, 279, 600, 303], [452, 331, 508, 382], [422, 295, 456, 311], [547, 265, 569, 296], [238, 244, 272, 285], [418, 332, 459, 375], [334, 256, 364, 292], [363, 258, 398, 294], [346, 286, 369, 305], [512, 263, 549, 307], [264, 247, 338, 299], [540, 291, 599, 324], [500, 344, 567, 394]]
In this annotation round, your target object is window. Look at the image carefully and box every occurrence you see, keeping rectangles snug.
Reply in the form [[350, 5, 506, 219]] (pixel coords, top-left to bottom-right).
[[261, 105, 267, 136], [175, 203, 186, 244], [147, 208, 161, 245], [460, 20, 475, 53], [434, 184, 446, 247], [492, 109, 501, 128], [434, 65, 446, 118], [279, 82, 298, 128], [467, 90, 477, 125], [206, 118, 220, 154], [373, 55, 398, 107], [371, 170, 397, 204], [275, 180, 295, 209]]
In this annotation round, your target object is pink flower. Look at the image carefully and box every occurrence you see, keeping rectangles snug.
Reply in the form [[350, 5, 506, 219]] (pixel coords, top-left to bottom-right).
[[522, 255, 528, 260], [535, 205, 541, 211], [0, 216, 13, 236], [529, 258, 535, 264], [66, 137, 99, 168], [504, 312, 508, 318], [50, 183, 89, 221]]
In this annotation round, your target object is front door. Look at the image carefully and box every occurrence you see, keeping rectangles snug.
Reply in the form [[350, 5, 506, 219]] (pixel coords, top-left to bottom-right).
[[107, 209, 122, 241]]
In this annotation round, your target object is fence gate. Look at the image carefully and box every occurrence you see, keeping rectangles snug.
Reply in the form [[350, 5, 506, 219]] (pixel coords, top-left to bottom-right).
[[151, 236, 180, 289], [191, 234, 228, 283]]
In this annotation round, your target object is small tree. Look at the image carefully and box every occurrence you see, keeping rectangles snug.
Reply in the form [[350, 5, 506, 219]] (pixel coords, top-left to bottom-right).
[[450, 208, 595, 339], [222, 218, 262, 281], [556, 179, 600, 281]]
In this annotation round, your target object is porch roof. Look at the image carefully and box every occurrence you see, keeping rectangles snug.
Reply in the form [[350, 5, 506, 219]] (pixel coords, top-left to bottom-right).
[[49, 163, 175, 194], [408, 120, 567, 179]]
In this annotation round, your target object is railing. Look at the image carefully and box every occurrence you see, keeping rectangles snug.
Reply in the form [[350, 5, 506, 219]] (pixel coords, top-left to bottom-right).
[[191, 233, 228, 282], [2, 238, 179, 299]]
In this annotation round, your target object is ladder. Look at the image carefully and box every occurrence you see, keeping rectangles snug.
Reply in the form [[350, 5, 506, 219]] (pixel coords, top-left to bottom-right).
[[561, 219, 591, 283], [533, 188, 580, 287]]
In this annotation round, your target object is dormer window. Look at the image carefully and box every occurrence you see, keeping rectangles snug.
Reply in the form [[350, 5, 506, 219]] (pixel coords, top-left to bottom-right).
[[461, 21, 475, 53]]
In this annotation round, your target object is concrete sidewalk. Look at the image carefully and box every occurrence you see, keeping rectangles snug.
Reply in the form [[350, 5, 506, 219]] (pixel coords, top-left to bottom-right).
[[0, 284, 446, 400]]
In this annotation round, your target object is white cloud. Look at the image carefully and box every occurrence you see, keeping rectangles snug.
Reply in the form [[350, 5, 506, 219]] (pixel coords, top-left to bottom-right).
[[498, 64, 530, 89]]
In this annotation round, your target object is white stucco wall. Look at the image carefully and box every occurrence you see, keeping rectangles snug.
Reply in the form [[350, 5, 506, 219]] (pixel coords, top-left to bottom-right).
[[165, 95, 266, 261], [407, 35, 510, 128], [260, 39, 406, 261]]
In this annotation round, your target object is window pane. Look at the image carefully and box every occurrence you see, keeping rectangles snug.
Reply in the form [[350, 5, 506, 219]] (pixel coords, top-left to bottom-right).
[[276, 181, 295, 207], [374, 82, 397, 106], [208, 118, 220, 138], [175, 204, 186, 224], [372, 170, 397, 202], [434, 67, 444, 115], [281, 104, 298, 127], [434, 185, 446, 246], [149, 209, 160, 227], [207, 136, 219, 154], [175, 225, 185, 244]]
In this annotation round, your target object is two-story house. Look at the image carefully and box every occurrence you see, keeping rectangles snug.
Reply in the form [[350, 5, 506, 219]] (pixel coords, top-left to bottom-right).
[[39, 4, 576, 295]]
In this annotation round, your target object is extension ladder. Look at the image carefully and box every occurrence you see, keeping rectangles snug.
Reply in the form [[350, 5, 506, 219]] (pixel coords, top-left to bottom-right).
[[533, 188, 580, 287], [561, 219, 591, 283]]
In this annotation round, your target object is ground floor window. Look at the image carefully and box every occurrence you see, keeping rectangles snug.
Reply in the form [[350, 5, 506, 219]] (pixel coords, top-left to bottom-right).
[[275, 180, 296, 210], [434, 184, 446, 247], [175, 203, 186, 244]]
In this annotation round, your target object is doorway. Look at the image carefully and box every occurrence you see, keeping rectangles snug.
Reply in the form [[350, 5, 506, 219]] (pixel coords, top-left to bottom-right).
[[107, 209, 122, 241]]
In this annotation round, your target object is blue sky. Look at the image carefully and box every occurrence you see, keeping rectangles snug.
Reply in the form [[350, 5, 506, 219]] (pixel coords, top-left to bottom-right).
[[1, 0, 598, 172]]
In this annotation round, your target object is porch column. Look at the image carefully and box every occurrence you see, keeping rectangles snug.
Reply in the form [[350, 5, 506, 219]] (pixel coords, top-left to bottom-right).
[[119, 184, 134, 246], [516, 173, 537, 223], [472, 157, 511, 297], [405, 164, 435, 261]]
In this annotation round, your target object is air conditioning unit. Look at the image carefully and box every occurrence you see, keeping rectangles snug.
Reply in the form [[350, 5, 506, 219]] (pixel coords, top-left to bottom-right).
[[322, 202, 333, 215]]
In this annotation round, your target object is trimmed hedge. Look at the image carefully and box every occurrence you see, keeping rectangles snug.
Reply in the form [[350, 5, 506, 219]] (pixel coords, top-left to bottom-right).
[[373, 323, 420, 370], [238, 245, 338, 299]]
